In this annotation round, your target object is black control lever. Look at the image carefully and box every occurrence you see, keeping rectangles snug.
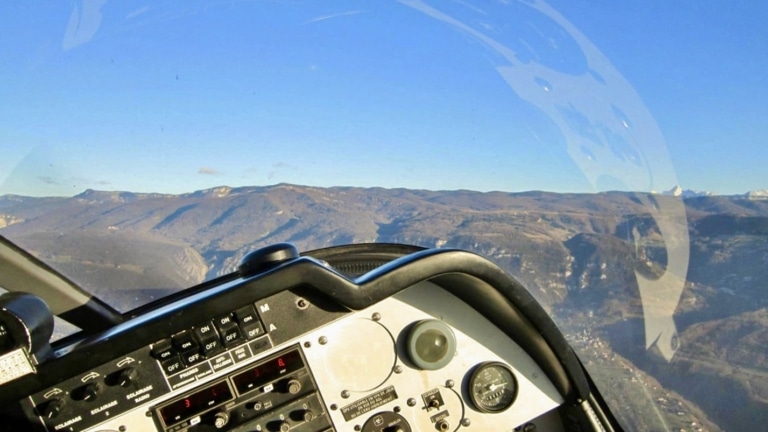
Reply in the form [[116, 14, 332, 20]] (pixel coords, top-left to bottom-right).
[[0, 292, 54, 385]]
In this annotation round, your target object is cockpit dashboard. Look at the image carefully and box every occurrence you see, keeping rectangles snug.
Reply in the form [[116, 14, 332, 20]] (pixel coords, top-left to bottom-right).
[[0, 243, 618, 432]]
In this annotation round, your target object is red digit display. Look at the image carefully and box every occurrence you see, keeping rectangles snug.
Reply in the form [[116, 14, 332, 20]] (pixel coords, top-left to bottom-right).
[[232, 349, 304, 396], [158, 381, 233, 427]]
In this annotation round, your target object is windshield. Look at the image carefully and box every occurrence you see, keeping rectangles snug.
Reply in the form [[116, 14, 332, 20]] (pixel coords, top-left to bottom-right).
[[1, 1, 767, 430]]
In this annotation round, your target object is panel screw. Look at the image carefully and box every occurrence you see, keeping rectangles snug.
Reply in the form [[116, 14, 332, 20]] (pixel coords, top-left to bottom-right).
[[461, 418, 471, 427], [445, 379, 454, 388], [304, 341, 311, 348], [394, 406, 401, 413], [354, 426, 361, 431], [394, 365, 403, 374], [341, 390, 350, 399], [670, 333, 680, 350], [407, 398, 417, 407], [330, 404, 338, 410], [296, 298, 309, 310], [319, 336, 328, 345], [119, 427, 127, 432], [372, 312, 381, 321]]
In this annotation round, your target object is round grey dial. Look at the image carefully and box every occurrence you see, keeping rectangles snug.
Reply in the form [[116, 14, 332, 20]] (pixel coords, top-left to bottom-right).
[[468, 362, 518, 413]]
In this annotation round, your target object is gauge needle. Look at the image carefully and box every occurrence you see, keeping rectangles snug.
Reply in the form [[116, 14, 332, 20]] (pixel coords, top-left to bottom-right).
[[486, 382, 507, 392]]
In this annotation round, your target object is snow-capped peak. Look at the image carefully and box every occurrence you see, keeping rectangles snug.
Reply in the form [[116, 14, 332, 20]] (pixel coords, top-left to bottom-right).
[[745, 190, 768, 200], [661, 185, 716, 198]]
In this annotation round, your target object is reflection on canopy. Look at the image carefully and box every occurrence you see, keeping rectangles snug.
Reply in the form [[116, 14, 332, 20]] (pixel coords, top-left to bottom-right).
[[401, 0, 688, 361]]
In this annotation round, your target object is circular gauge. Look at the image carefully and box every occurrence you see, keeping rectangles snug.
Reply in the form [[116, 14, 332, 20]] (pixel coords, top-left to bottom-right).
[[468, 362, 518, 413], [361, 411, 411, 432], [405, 319, 456, 370]]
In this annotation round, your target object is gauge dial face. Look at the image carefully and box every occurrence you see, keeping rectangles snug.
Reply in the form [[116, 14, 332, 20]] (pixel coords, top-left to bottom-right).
[[468, 362, 518, 413]]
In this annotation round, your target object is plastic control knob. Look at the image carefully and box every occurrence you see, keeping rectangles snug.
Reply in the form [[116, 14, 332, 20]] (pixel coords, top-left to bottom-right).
[[302, 410, 315, 423], [42, 398, 64, 419], [83, 386, 98, 401], [213, 411, 230, 429], [286, 379, 301, 394], [76, 383, 101, 402], [117, 368, 138, 387]]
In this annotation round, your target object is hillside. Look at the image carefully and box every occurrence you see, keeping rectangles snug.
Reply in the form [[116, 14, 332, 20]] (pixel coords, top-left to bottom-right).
[[1, 183, 767, 430]]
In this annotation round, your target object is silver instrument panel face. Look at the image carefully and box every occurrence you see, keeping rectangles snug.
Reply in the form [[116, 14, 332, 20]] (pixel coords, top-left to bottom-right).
[[301, 281, 563, 431], [39, 281, 565, 432]]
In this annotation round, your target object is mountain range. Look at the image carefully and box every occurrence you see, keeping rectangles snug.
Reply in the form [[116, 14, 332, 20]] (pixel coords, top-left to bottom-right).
[[659, 185, 768, 199], [1, 183, 767, 431]]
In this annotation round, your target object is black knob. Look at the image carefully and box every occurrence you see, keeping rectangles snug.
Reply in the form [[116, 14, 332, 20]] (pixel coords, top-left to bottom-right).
[[238, 243, 299, 277], [117, 368, 138, 387], [41, 398, 64, 419], [82, 383, 100, 402], [72, 382, 101, 402]]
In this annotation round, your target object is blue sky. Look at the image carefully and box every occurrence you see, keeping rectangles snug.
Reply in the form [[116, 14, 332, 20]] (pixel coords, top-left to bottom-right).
[[1, 0, 766, 196]]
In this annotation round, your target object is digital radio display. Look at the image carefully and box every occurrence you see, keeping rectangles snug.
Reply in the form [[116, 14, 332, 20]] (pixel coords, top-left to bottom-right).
[[232, 349, 304, 395], [158, 380, 233, 427]]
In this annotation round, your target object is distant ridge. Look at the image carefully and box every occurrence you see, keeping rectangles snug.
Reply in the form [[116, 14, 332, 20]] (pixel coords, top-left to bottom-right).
[[6, 182, 768, 201], [75, 189, 176, 203], [2, 182, 767, 278]]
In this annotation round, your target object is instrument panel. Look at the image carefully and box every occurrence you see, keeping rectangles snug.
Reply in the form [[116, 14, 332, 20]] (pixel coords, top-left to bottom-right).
[[1, 246, 581, 432]]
